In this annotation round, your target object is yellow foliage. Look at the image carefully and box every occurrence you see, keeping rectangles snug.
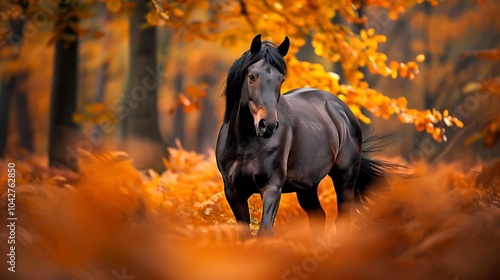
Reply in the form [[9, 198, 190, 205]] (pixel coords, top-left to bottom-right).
[[145, 0, 462, 141]]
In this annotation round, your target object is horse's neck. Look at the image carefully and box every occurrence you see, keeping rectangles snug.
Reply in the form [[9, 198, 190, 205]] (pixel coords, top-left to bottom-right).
[[226, 101, 254, 142]]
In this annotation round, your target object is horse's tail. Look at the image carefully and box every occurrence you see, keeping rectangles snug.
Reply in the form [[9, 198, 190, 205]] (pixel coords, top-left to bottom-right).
[[355, 136, 401, 198]]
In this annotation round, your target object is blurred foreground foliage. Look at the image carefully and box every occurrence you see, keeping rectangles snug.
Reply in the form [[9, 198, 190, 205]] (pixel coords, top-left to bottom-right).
[[1, 145, 499, 279]]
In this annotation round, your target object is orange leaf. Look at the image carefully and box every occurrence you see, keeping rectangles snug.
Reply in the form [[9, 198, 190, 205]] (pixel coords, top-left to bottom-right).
[[106, 0, 122, 12], [178, 94, 192, 107], [92, 31, 105, 39], [84, 103, 105, 115], [173, 8, 184, 17], [146, 10, 159, 26], [464, 131, 485, 146], [416, 54, 425, 62]]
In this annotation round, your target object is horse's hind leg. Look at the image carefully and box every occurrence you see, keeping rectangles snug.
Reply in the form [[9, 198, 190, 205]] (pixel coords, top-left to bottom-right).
[[329, 141, 361, 234], [297, 184, 326, 237]]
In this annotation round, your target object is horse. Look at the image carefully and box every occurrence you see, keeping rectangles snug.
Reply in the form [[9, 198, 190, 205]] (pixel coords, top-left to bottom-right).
[[216, 34, 387, 238]]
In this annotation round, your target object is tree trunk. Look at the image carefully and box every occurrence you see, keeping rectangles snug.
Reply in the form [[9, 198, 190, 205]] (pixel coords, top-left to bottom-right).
[[196, 96, 216, 153], [171, 72, 185, 145], [0, 81, 12, 157], [48, 0, 79, 170], [120, 0, 164, 170], [15, 72, 33, 153], [0, 12, 33, 157], [196, 77, 217, 153], [93, 1, 110, 104]]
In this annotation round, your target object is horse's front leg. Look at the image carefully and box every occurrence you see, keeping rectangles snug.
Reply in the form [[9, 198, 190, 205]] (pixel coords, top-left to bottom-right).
[[257, 179, 283, 237], [224, 181, 252, 239]]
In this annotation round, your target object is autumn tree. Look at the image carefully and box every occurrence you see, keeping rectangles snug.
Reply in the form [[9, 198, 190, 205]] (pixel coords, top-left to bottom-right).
[[1, 0, 84, 169], [0, 0, 33, 157], [147, 0, 463, 143], [118, 0, 164, 170], [48, 0, 80, 170], [1, 0, 164, 169]]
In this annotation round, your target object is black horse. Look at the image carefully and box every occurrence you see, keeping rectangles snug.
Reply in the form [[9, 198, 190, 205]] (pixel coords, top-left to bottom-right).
[[216, 34, 387, 237]]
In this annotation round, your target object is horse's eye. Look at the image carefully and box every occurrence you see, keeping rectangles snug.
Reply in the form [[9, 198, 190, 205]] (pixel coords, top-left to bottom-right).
[[248, 74, 255, 82]]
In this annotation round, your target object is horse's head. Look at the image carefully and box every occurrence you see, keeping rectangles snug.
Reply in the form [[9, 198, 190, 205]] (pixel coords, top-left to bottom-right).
[[241, 34, 290, 138]]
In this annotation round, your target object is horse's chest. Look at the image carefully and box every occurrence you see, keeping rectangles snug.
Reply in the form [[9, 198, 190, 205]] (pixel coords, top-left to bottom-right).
[[226, 153, 274, 189], [228, 160, 253, 181]]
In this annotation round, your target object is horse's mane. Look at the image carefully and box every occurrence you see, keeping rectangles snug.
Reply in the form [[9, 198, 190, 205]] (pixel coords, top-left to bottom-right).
[[222, 41, 287, 122]]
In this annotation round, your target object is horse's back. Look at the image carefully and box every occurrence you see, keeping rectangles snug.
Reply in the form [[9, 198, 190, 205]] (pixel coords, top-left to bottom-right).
[[282, 88, 359, 129], [284, 88, 347, 108], [279, 88, 363, 191], [284, 88, 360, 128]]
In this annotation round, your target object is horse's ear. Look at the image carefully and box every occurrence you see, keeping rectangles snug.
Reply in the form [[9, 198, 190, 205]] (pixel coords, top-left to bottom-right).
[[277, 36, 290, 57], [250, 34, 262, 54]]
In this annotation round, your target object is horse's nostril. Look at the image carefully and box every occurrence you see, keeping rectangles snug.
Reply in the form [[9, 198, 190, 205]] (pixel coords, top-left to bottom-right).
[[275, 121, 279, 130], [259, 119, 266, 131]]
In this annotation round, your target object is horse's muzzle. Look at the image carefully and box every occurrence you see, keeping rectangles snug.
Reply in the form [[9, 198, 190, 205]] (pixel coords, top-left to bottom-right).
[[256, 119, 279, 138]]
